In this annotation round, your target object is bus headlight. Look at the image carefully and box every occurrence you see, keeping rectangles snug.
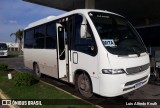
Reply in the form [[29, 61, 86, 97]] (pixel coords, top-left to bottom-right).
[[102, 69, 126, 74]]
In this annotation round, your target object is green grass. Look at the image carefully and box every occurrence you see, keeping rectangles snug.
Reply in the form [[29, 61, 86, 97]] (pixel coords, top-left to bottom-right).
[[0, 70, 96, 108]]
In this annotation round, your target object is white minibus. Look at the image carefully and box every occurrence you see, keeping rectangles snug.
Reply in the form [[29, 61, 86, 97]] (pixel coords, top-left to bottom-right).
[[0, 43, 8, 57], [24, 9, 150, 98]]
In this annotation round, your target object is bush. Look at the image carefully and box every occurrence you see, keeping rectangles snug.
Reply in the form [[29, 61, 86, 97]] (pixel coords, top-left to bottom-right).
[[12, 72, 37, 86], [0, 63, 8, 70]]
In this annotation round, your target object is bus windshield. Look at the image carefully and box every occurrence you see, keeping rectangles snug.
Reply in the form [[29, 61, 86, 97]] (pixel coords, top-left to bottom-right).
[[0, 43, 7, 50], [89, 12, 146, 56]]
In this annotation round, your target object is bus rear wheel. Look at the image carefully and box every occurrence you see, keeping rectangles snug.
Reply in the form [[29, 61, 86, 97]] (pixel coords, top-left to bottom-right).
[[34, 63, 41, 78], [77, 73, 93, 98]]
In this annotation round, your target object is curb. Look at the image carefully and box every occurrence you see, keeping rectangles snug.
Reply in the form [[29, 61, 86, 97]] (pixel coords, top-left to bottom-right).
[[0, 89, 20, 108], [40, 80, 103, 108]]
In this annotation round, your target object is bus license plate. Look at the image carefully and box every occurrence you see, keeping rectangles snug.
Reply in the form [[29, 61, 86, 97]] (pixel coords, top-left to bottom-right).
[[135, 82, 142, 88]]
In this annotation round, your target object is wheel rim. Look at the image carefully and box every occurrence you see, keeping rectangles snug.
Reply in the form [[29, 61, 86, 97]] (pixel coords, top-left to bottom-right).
[[80, 78, 90, 92], [78, 74, 92, 98]]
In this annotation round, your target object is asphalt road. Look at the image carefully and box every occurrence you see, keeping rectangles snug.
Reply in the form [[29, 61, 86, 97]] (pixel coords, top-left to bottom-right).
[[0, 56, 160, 108], [0, 56, 24, 71]]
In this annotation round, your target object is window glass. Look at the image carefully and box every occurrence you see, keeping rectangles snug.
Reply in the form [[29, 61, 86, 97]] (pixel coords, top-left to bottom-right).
[[24, 29, 34, 48], [35, 25, 46, 38], [0, 43, 7, 50], [34, 38, 45, 48], [24, 39, 33, 48], [33, 25, 46, 49], [74, 14, 97, 56], [58, 27, 65, 60], [47, 22, 56, 37], [89, 12, 146, 55], [24, 22, 58, 49], [25, 29, 34, 40], [46, 37, 57, 49], [46, 22, 57, 49], [39, 25, 46, 37]]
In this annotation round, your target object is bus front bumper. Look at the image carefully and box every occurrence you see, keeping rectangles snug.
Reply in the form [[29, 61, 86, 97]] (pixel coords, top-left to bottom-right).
[[99, 68, 150, 97], [0, 52, 8, 57]]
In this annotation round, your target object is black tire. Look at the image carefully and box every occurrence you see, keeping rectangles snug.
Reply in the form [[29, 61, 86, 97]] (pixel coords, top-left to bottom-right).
[[34, 63, 41, 78], [77, 73, 93, 98]]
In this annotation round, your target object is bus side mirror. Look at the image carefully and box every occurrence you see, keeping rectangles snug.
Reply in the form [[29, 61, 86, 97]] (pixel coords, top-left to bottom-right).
[[80, 16, 89, 38], [80, 24, 87, 38]]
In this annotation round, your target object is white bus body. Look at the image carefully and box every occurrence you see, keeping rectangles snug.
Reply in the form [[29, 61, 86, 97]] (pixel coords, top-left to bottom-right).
[[24, 9, 150, 97], [0, 43, 8, 57]]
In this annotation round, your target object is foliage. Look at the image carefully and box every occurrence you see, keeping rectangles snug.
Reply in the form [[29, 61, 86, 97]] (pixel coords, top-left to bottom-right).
[[10, 29, 23, 43], [0, 70, 94, 108], [0, 63, 8, 70], [10, 29, 23, 52], [12, 72, 36, 86]]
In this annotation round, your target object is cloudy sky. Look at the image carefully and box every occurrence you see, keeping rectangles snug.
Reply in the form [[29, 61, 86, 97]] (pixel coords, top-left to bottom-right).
[[0, 0, 65, 42]]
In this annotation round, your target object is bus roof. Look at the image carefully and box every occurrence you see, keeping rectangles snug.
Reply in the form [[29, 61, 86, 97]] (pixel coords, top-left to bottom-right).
[[25, 9, 122, 30]]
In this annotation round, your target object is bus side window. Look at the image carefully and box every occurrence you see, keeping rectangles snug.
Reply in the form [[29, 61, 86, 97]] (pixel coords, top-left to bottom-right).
[[74, 14, 97, 56], [46, 22, 57, 49], [24, 29, 34, 48], [34, 25, 45, 48]]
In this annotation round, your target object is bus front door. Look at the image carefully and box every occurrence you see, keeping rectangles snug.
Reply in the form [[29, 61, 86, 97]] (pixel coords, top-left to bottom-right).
[[56, 24, 67, 79]]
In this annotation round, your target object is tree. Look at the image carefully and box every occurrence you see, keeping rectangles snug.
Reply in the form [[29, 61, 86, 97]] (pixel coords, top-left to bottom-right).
[[10, 29, 23, 52]]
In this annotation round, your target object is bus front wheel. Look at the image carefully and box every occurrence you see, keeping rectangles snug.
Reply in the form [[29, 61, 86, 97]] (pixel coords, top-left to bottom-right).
[[77, 73, 93, 98], [34, 63, 41, 78]]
